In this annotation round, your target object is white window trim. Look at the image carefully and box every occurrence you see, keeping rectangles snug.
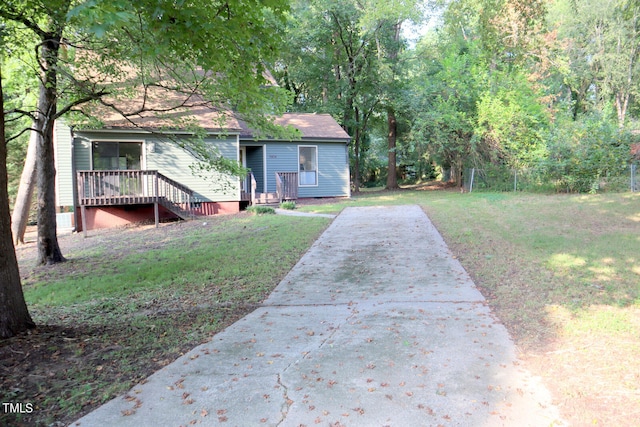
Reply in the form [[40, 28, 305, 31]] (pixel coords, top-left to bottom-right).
[[298, 145, 319, 187]]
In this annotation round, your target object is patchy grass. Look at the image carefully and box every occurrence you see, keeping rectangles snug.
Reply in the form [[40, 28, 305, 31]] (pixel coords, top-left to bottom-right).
[[298, 188, 640, 425], [2, 213, 330, 426]]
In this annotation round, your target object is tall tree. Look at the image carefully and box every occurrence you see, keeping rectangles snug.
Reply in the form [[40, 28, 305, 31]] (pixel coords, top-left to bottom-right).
[[381, 19, 405, 190], [411, 39, 482, 186], [408, 0, 552, 184], [0, 59, 36, 338], [10, 130, 36, 245], [276, 0, 395, 191], [1, 30, 37, 245], [1, 0, 292, 265], [550, 0, 640, 126], [364, 0, 423, 190]]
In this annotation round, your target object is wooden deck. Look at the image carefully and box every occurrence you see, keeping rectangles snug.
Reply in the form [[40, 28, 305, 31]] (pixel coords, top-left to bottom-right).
[[77, 170, 197, 235], [242, 171, 299, 205], [276, 172, 298, 202]]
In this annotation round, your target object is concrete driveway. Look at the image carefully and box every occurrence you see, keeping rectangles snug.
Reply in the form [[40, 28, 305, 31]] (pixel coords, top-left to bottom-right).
[[73, 205, 564, 426]]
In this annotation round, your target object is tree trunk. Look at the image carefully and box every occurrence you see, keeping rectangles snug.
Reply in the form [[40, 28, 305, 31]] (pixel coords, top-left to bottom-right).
[[385, 21, 402, 190], [616, 91, 629, 129], [455, 159, 464, 189], [35, 37, 65, 265], [386, 107, 399, 190], [353, 127, 361, 193], [352, 105, 362, 193], [11, 129, 38, 245], [0, 66, 36, 339]]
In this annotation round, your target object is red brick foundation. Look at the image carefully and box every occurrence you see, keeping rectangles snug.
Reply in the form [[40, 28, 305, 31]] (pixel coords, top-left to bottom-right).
[[75, 201, 241, 231]]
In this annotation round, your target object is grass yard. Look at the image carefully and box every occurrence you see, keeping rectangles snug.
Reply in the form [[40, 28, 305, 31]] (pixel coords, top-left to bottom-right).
[[2, 212, 330, 426], [298, 188, 640, 426]]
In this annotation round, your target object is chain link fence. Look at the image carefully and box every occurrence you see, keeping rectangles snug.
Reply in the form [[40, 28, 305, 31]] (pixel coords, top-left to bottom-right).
[[463, 164, 639, 193]]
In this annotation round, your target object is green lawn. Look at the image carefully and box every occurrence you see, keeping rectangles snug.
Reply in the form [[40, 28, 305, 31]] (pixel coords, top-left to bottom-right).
[[26, 214, 324, 308], [7, 213, 331, 426], [301, 190, 640, 341], [299, 189, 640, 425], [9, 189, 640, 426]]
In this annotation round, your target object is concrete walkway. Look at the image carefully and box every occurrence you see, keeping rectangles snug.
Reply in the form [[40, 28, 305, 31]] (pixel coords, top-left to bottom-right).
[[274, 208, 337, 218], [73, 206, 564, 427]]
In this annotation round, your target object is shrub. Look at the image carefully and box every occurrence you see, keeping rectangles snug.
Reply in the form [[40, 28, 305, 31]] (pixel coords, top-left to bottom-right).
[[280, 201, 296, 210], [247, 206, 275, 215], [541, 115, 633, 193]]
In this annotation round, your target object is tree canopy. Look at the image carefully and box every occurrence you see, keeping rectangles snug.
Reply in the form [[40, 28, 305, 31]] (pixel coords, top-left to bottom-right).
[[1, 0, 293, 336], [272, 0, 638, 189], [1, 0, 293, 265]]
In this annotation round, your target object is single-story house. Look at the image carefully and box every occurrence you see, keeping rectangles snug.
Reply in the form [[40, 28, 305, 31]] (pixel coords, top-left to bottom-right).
[[53, 112, 351, 232]]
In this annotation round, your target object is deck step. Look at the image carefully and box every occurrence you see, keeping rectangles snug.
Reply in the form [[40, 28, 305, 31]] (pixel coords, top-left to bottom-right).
[[254, 192, 280, 204]]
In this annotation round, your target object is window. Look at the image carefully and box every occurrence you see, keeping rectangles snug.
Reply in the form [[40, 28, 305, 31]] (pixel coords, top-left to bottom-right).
[[92, 142, 142, 170], [299, 146, 317, 186]]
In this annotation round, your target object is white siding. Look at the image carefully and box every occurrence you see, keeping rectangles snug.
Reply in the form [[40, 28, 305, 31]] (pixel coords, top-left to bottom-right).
[[53, 121, 75, 207]]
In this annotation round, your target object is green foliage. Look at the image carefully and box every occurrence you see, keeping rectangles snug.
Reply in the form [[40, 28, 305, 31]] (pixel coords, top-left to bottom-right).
[[410, 39, 484, 184], [549, 0, 640, 126], [0, 25, 39, 206], [275, 0, 425, 189], [279, 201, 296, 210], [541, 114, 634, 192], [247, 206, 276, 215], [1, 0, 295, 183], [475, 70, 550, 167], [406, 0, 636, 191]]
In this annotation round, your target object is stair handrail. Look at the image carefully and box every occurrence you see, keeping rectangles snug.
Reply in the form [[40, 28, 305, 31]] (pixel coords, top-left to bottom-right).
[[275, 171, 299, 202], [155, 171, 195, 218]]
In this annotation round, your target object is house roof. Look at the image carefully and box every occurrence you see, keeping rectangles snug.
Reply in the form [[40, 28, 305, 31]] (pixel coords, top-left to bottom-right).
[[239, 113, 351, 142], [73, 62, 349, 141], [83, 87, 244, 133], [85, 95, 350, 142], [76, 72, 349, 141]]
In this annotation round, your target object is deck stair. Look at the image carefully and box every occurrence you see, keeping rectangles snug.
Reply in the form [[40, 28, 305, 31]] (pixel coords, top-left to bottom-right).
[[254, 192, 280, 205], [247, 171, 299, 206]]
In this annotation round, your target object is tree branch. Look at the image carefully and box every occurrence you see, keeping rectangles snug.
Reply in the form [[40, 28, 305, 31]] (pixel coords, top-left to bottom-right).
[[6, 127, 43, 143], [0, 8, 47, 39], [54, 90, 110, 121], [4, 108, 38, 122]]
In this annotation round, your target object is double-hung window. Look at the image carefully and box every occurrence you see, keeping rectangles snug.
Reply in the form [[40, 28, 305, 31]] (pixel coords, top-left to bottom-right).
[[299, 146, 317, 186]]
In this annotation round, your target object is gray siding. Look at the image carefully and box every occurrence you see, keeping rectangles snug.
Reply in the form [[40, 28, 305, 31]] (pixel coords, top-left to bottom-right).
[[245, 145, 265, 193], [264, 141, 350, 198], [146, 135, 239, 201], [70, 131, 240, 202]]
